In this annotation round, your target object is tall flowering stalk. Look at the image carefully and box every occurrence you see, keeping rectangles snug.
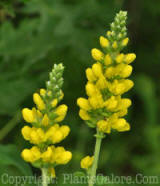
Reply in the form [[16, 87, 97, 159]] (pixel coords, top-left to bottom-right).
[[77, 11, 136, 186], [21, 64, 72, 186]]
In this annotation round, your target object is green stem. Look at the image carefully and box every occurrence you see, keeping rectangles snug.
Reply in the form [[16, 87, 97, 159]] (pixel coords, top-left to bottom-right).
[[88, 130, 103, 186], [0, 111, 21, 141], [41, 168, 48, 186]]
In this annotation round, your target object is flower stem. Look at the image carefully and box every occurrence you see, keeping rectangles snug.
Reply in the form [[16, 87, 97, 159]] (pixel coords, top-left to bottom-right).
[[41, 168, 48, 186], [88, 129, 103, 186]]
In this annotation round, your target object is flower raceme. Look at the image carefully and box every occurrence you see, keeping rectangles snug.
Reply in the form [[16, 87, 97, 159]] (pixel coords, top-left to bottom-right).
[[77, 11, 135, 135], [21, 64, 72, 178], [77, 11, 136, 173]]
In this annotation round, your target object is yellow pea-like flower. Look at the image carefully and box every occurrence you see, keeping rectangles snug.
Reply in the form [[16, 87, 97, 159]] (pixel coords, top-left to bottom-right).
[[55, 104, 68, 122], [117, 98, 132, 110], [92, 63, 103, 78], [56, 151, 72, 165], [22, 108, 36, 123], [41, 147, 53, 162], [97, 120, 111, 134], [116, 53, 124, 63], [40, 89, 46, 97], [85, 82, 99, 97], [91, 48, 104, 61], [112, 118, 130, 132], [21, 126, 32, 140], [51, 130, 63, 144], [51, 99, 58, 107], [30, 146, 41, 161], [42, 114, 50, 126], [104, 96, 118, 111], [96, 75, 108, 90], [100, 36, 109, 48], [86, 68, 97, 82], [80, 156, 94, 170], [123, 79, 134, 92], [125, 53, 136, 64], [60, 125, 70, 139], [112, 41, 118, 49], [33, 93, 46, 111], [79, 109, 90, 120], [89, 94, 104, 109], [116, 64, 133, 78], [77, 98, 91, 111], [104, 54, 112, 66], [122, 37, 129, 46], [105, 66, 116, 78], [30, 130, 39, 144], [106, 31, 111, 36], [21, 149, 34, 163]]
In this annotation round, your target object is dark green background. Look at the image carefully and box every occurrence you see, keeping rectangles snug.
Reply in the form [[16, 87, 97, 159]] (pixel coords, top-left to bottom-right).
[[0, 0, 159, 185]]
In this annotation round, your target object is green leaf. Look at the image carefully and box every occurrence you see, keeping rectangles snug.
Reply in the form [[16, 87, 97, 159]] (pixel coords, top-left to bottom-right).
[[0, 144, 32, 176]]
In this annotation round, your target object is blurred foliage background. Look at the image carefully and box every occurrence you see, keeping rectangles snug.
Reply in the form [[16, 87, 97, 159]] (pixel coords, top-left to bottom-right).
[[0, 0, 160, 185]]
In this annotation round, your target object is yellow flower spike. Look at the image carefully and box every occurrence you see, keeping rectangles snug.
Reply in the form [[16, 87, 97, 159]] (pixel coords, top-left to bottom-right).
[[116, 53, 124, 63], [122, 37, 129, 46], [22, 108, 36, 123], [77, 11, 134, 184], [60, 125, 70, 139], [80, 156, 94, 170], [21, 64, 72, 181], [91, 48, 104, 61], [85, 82, 99, 97], [42, 114, 49, 126], [21, 149, 34, 163], [30, 146, 41, 161], [77, 98, 91, 111], [49, 168, 56, 178], [79, 109, 90, 120], [21, 126, 32, 140], [42, 147, 53, 162], [125, 53, 136, 64], [51, 99, 58, 107], [33, 93, 46, 111], [99, 36, 109, 48], [104, 96, 118, 111], [40, 89, 46, 97], [97, 120, 111, 133], [86, 68, 97, 82], [112, 41, 118, 49], [104, 54, 112, 65], [92, 63, 103, 78], [55, 104, 68, 122]]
